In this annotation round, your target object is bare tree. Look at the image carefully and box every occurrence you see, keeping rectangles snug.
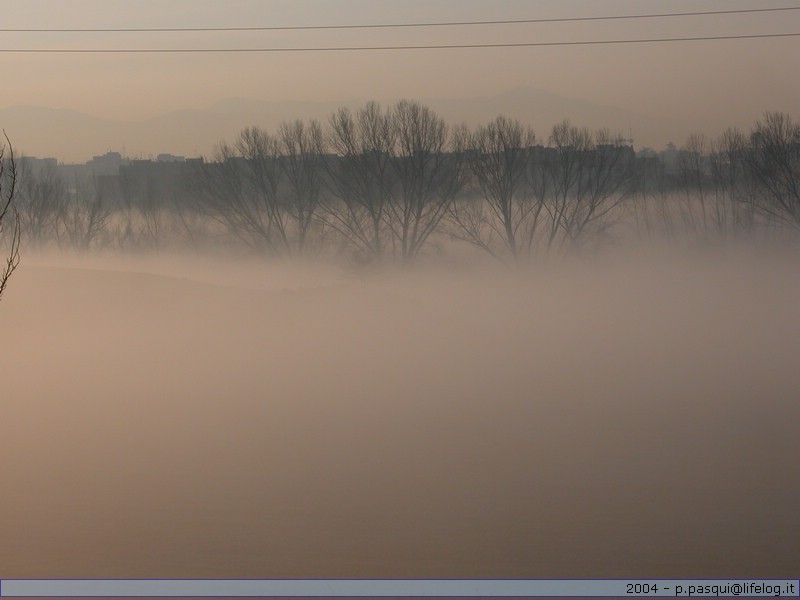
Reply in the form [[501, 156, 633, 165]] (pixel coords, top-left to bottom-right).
[[628, 148, 674, 241], [236, 127, 289, 253], [277, 119, 326, 254], [539, 120, 593, 252], [745, 111, 800, 230], [323, 101, 465, 263], [675, 133, 710, 237], [59, 175, 113, 251], [387, 100, 465, 262], [449, 118, 634, 261], [571, 128, 636, 242], [322, 102, 396, 262], [117, 168, 165, 251], [449, 116, 537, 261], [535, 121, 634, 254], [708, 128, 754, 238], [190, 130, 289, 255], [0, 134, 20, 300], [15, 158, 64, 248]]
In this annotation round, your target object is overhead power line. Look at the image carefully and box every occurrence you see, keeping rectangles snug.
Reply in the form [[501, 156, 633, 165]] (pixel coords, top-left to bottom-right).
[[0, 32, 798, 53], [1, 6, 799, 33]]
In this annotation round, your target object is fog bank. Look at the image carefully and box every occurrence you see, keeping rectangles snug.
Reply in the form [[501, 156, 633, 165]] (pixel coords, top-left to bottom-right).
[[2, 247, 798, 577]]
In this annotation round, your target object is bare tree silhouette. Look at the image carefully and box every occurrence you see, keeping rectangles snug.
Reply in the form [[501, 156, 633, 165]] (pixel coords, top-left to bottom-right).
[[322, 102, 396, 263], [277, 119, 326, 254], [0, 133, 20, 301], [190, 130, 287, 254], [192, 124, 332, 256], [387, 100, 465, 262], [539, 122, 634, 253], [746, 111, 800, 230], [15, 157, 64, 248], [449, 116, 537, 261], [323, 101, 466, 263], [708, 128, 755, 238], [59, 175, 113, 251]]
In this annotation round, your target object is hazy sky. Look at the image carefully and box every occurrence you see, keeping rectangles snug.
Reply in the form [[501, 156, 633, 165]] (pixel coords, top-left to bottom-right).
[[1, 0, 798, 155]]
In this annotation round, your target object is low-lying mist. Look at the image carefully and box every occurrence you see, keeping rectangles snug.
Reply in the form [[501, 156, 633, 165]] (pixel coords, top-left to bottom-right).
[[2, 243, 799, 578]]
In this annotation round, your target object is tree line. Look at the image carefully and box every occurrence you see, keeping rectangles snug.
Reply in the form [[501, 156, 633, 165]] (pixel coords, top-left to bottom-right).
[[2, 102, 799, 272]]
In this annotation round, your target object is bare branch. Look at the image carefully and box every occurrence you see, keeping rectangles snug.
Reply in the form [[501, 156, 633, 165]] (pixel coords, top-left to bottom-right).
[[0, 131, 20, 301]]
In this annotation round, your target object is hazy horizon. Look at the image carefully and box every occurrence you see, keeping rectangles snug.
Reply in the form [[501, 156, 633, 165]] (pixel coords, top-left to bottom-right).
[[0, 86, 747, 164], [1, 0, 799, 161]]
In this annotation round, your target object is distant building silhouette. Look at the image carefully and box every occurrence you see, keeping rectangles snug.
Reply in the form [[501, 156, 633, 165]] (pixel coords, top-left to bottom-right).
[[86, 151, 129, 176]]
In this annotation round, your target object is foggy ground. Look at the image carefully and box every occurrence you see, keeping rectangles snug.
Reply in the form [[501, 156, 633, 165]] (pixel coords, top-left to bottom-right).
[[2, 245, 799, 578]]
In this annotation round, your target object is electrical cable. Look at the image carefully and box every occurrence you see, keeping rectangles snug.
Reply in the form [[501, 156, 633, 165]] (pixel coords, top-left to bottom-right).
[[0, 6, 798, 33], [0, 32, 797, 53]]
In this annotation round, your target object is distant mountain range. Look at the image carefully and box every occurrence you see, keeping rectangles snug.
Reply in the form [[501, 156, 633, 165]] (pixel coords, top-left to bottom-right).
[[0, 87, 696, 163]]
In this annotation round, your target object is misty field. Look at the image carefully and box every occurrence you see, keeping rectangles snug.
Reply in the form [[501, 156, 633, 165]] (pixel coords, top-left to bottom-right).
[[2, 246, 799, 578]]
